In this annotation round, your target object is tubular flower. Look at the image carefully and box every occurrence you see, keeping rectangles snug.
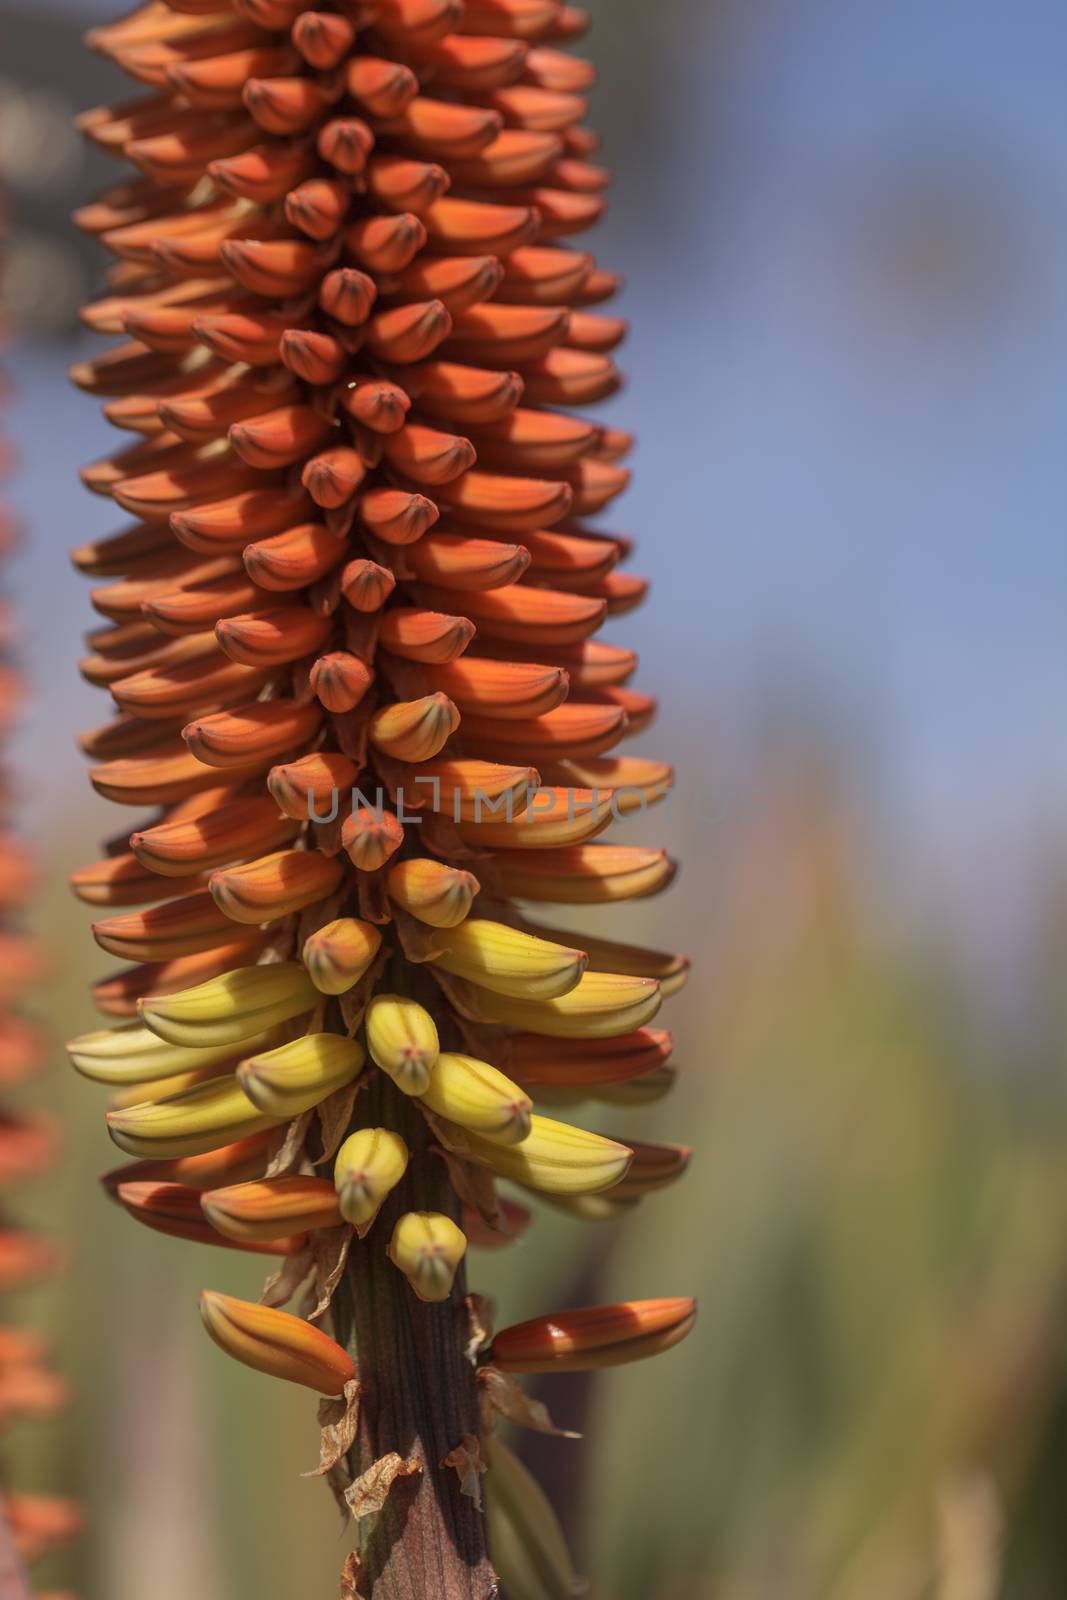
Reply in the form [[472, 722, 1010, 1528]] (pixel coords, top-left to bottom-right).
[[2, 208, 80, 1594], [70, 3, 692, 1594], [490, 1298, 697, 1373]]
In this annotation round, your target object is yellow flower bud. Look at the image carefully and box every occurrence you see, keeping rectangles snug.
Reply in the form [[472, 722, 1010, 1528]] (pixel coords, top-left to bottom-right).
[[387, 1210, 467, 1303], [67, 1020, 274, 1087], [458, 1115, 631, 1197], [420, 1052, 532, 1145], [138, 962, 318, 1049], [237, 1032, 365, 1118], [458, 970, 662, 1040], [369, 693, 459, 762], [334, 1127, 410, 1229], [365, 994, 439, 1095], [428, 919, 587, 1002], [106, 1075, 280, 1160]]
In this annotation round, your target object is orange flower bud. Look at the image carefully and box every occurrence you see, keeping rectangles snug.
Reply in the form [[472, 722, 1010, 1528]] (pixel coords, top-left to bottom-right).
[[387, 857, 479, 928], [491, 1298, 697, 1373], [303, 917, 383, 995], [117, 1180, 305, 1255], [201, 1176, 342, 1241], [199, 1290, 355, 1393]]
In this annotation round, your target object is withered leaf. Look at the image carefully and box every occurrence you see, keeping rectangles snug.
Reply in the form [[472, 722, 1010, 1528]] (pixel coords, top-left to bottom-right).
[[465, 1293, 495, 1365], [337, 948, 389, 1034], [343, 1452, 421, 1523], [355, 870, 391, 929], [305, 1378, 362, 1478], [265, 1110, 313, 1178], [260, 1244, 314, 1310], [392, 905, 447, 965], [441, 1434, 486, 1512], [478, 1366, 580, 1439], [316, 1079, 363, 1163], [304, 1225, 352, 1322], [339, 1551, 367, 1600]]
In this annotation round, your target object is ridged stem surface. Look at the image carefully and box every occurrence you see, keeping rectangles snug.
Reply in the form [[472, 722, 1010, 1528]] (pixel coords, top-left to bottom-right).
[[333, 1074, 493, 1600]]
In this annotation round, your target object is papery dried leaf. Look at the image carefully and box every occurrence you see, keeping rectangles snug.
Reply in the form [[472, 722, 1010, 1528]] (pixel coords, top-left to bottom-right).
[[305, 1377, 361, 1478], [478, 1365, 579, 1439], [265, 1109, 313, 1177], [429, 1131, 502, 1232], [336, 947, 389, 1036], [441, 1433, 486, 1512], [391, 904, 449, 965], [339, 1551, 367, 1600], [305, 1224, 351, 1321], [343, 1452, 421, 1523], [316, 1078, 363, 1163], [465, 1292, 495, 1364], [260, 1243, 314, 1309]]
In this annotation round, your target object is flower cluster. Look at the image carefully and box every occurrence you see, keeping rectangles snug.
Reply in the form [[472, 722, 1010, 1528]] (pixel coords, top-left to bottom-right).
[[69, 0, 694, 1591], [1, 204, 81, 1597]]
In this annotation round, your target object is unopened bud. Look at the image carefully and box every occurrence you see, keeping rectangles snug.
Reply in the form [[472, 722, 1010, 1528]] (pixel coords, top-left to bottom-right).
[[201, 1176, 342, 1241], [303, 916, 382, 995], [365, 994, 439, 1094], [118, 1180, 304, 1255], [333, 1126, 409, 1229], [420, 1052, 532, 1145], [459, 1115, 631, 1197], [237, 1032, 365, 1117], [387, 857, 479, 928], [199, 1289, 355, 1394], [387, 1210, 467, 1303], [428, 919, 587, 1002], [138, 962, 318, 1049], [369, 693, 459, 763], [491, 1298, 697, 1374], [106, 1075, 280, 1160]]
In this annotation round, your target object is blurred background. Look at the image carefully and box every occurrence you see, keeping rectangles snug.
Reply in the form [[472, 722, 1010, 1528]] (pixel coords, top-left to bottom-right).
[[4, 0, 1067, 1595]]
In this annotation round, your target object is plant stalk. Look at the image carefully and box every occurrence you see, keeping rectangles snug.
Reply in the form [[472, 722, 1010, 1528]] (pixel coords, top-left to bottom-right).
[[332, 1075, 495, 1600]]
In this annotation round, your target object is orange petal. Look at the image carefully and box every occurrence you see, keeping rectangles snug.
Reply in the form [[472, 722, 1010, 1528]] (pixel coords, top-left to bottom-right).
[[488, 844, 676, 903], [423, 657, 566, 718], [379, 607, 475, 663], [243, 522, 344, 591], [414, 582, 603, 646]]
